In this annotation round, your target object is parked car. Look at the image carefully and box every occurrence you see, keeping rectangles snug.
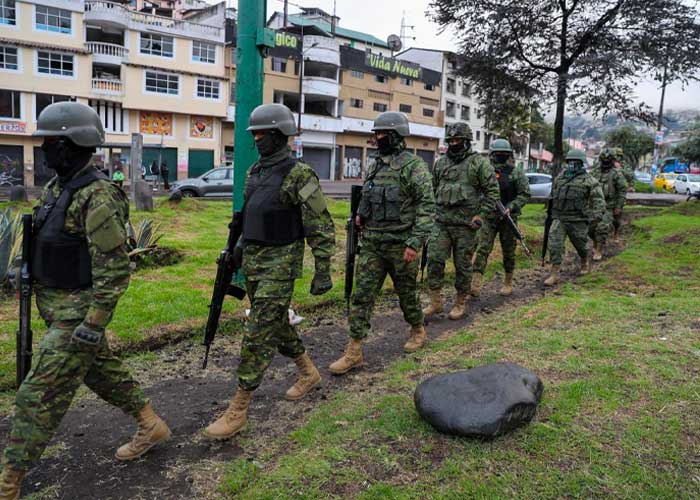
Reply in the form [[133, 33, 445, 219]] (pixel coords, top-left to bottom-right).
[[654, 173, 678, 191], [634, 171, 652, 184], [526, 173, 552, 198], [170, 168, 233, 197], [673, 173, 700, 195]]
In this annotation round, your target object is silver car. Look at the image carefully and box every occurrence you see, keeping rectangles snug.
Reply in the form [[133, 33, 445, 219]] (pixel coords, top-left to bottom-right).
[[526, 173, 552, 198], [170, 168, 233, 197]]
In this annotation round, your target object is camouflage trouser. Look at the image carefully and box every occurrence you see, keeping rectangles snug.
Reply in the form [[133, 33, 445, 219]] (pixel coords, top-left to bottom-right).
[[549, 219, 589, 266], [591, 209, 615, 245], [349, 239, 422, 340], [3, 319, 147, 472], [473, 218, 518, 275], [613, 208, 623, 233], [426, 224, 478, 293], [237, 279, 305, 391]]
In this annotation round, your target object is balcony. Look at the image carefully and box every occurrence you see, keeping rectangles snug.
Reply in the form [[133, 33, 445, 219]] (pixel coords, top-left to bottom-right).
[[85, 42, 128, 65], [84, 1, 223, 43], [302, 78, 339, 98], [91, 78, 124, 96], [303, 35, 340, 66]]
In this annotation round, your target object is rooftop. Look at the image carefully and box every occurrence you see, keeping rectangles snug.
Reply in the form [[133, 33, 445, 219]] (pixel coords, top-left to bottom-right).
[[284, 13, 389, 48]]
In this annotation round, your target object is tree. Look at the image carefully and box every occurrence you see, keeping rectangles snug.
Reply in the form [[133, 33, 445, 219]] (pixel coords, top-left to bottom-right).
[[605, 126, 655, 167], [429, 0, 700, 175], [673, 127, 700, 164]]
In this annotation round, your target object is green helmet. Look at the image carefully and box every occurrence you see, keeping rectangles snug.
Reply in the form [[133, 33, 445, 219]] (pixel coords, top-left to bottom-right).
[[372, 112, 410, 137], [445, 122, 473, 141], [247, 103, 297, 136], [565, 149, 588, 165], [33, 101, 105, 148], [489, 138, 513, 154], [599, 147, 616, 162], [614, 147, 624, 160]]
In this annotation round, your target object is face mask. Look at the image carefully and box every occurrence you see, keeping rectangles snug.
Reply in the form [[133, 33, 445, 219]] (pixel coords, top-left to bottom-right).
[[447, 140, 467, 158], [601, 159, 613, 170], [493, 152, 510, 165], [255, 131, 287, 157], [565, 161, 581, 175], [377, 134, 397, 155], [41, 138, 92, 178]]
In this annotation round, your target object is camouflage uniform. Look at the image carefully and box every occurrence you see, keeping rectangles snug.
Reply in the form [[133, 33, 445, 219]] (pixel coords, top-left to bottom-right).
[[3, 166, 147, 472], [427, 151, 499, 293], [473, 161, 531, 274], [349, 143, 435, 340], [238, 147, 335, 390], [589, 164, 628, 246], [614, 148, 634, 235]]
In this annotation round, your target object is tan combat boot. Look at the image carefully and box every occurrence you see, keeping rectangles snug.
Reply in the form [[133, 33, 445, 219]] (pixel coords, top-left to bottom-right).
[[544, 265, 560, 286], [115, 403, 171, 461], [448, 293, 468, 320], [285, 353, 322, 401], [592, 243, 603, 261], [500, 272, 514, 296], [422, 289, 444, 316], [404, 324, 427, 353], [329, 339, 363, 375], [469, 272, 483, 297], [203, 388, 254, 440], [0, 466, 24, 500], [579, 257, 591, 275]]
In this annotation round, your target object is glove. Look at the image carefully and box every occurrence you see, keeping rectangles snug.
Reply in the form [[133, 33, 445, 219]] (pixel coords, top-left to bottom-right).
[[310, 260, 332, 296], [71, 323, 104, 347], [614, 208, 622, 217], [232, 243, 243, 269]]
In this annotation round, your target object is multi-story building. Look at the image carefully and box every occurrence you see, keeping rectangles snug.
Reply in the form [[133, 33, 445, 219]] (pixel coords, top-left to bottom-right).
[[0, 0, 226, 187]]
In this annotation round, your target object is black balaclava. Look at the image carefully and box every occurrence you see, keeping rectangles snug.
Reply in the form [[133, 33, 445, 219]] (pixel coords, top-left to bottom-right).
[[492, 152, 511, 165], [42, 137, 94, 181], [376, 131, 402, 156], [255, 130, 288, 157], [601, 157, 614, 170], [447, 139, 470, 159]]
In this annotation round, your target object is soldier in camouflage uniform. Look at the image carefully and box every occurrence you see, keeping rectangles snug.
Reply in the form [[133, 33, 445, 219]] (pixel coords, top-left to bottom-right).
[[0, 102, 170, 500], [472, 139, 531, 296], [329, 112, 435, 375], [589, 148, 628, 261], [422, 122, 499, 320], [203, 104, 335, 440], [613, 147, 634, 240], [544, 149, 606, 286]]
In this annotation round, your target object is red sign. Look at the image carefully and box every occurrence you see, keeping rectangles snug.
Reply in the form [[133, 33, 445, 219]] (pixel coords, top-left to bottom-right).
[[0, 121, 27, 134]]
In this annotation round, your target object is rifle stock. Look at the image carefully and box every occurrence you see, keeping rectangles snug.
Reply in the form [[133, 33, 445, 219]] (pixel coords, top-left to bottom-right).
[[17, 214, 33, 387], [541, 199, 553, 266], [344, 185, 363, 315]]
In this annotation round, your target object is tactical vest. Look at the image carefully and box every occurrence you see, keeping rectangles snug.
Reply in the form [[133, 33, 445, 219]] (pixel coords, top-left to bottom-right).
[[434, 153, 481, 215], [551, 173, 588, 218], [595, 167, 617, 208], [495, 164, 516, 205], [359, 150, 417, 233], [242, 157, 304, 246], [32, 171, 106, 289]]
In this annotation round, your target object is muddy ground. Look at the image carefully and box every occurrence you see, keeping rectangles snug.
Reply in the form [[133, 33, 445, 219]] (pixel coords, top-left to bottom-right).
[[0, 236, 629, 499]]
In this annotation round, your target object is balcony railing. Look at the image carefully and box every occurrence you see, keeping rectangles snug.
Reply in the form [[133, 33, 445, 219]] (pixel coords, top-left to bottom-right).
[[85, 42, 128, 59], [91, 78, 123, 95]]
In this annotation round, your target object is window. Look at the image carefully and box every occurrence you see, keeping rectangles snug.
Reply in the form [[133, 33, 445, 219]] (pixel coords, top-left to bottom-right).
[[446, 77, 456, 94], [461, 83, 471, 98], [206, 169, 228, 181], [400, 77, 413, 86], [424, 83, 435, 91], [350, 98, 363, 108], [373, 102, 387, 112], [89, 99, 128, 134], [145, 71, 179, 95], [476, 130, 481, 141], [375, 74, 387, 83], [446, 101, 455, 118], [351, 70, 364, 79], [423, 108, 434, 118], [35, 94, 73, 119], [399, 104, 412, 113], [461, 105, 470, 121], [0, 0, 16, 26], [294, 61, 300, 75], [196, 78, 220, 99], [272, 57, 287, 72], [140, 33, 174, 58], [230, 82, 236, 102], [192, 41, 216, 63], [0, 89, 20, 119], [37, 51, 74, 77], [0, 46, 18, 70], [35, 6, 71, 34]]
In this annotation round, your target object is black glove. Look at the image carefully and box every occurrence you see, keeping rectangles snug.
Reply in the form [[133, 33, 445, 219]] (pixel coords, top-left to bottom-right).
[[71, 323, 104, 347], [232, 243, 243, 269], [310, 260, 332, 296]]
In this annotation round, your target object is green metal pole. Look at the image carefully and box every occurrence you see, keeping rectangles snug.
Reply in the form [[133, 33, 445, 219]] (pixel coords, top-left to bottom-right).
[[233, 0, 266, 211]]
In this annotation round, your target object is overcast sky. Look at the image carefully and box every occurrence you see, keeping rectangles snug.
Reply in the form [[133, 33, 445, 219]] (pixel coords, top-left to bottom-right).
[[260, 0, 698, 112]]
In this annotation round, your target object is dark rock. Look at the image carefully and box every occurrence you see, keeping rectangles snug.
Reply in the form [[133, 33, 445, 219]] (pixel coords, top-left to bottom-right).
[[134, 180, 154, 211], [168, 190, 183, 203], [9, 186, 27, 202], [414, 362, 543, 438]]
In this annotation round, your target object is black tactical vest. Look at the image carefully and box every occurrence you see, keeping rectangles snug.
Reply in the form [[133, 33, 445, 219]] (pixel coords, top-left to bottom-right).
[[32, 171, 106, 289], [242, 157, 304, 246], [496, 164, 516, 205]]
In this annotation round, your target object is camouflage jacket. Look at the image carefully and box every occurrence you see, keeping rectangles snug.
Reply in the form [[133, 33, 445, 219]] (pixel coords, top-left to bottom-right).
[[33, 165, 130, 327], [432, 150, 499, 225], [590, 165, 628, 210], [242, 149, 335, 281], [551, 169, 606, 222], [488, 161, 531, 221], [357, 146, 435, 250], [619, 161, 635, 185]]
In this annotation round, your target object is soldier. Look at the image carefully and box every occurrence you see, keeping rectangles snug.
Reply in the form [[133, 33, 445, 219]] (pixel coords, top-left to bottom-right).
[[328, 112, 435, 375], [613, 147, 634, 240], [0, 102, 171, 500], [422, 122, 499, 319], [544, 149, 606, 286], [203, 104, 335, 440], [472, 139, 531, 296], [589, 148, 628, 260]]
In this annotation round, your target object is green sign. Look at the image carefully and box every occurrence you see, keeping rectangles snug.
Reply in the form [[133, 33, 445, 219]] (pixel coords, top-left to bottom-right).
[[365, 53, 422, 80]]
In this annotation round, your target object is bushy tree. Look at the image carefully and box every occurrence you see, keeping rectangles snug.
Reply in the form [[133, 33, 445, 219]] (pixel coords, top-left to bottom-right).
[[605, 126, 655, 167], [673, 127, 700, 164]]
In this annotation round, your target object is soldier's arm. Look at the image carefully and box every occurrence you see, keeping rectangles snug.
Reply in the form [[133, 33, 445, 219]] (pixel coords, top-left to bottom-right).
[[82, 183, 131, 329], [475, 158, 500, 219], [589, 180, 606, 220], [510, 166, 531, 215], [614, 171, 628, 209], [405, 159, 436, 251]]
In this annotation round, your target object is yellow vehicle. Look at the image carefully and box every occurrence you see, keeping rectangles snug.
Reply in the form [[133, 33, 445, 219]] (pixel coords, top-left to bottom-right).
[[654, 173, 678, 191]]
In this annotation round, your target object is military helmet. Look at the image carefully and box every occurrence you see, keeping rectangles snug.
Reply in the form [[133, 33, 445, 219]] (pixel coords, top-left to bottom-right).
[[599, 147, 616, 162], [33, 101, 105, 148], [614, 147, 624, 160], [489, 138, 513, 153], [445, 122, 473, 141], [372, 112, 410, 137], [247, 103, 297, 136], [566, 149, 588, 164]]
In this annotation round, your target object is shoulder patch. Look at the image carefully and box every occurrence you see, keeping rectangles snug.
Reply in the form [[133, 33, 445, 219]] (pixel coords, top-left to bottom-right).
[[86, 202, 127, 253], [299, 179, 327, 215]]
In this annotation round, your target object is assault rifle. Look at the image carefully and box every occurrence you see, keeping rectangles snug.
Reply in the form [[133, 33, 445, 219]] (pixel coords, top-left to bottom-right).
[[202, 213, 247, 369], [420, 242, 428, 282], [344, 185, 363, 315], [16, 214, 33, 387], [541, 199, 553, 266], [496, 201, 532, 257]]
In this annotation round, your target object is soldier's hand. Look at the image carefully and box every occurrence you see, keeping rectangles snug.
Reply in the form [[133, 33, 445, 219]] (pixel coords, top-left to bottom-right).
[[71, 323, 104, 347], [232, 243, 243, 269], [310, 271, 333, 295], [354, 215, 364, 229], [469, 215, 483, 229], [614, 208, 622, 217], [627, 186, 635, 193], [403, 247, 418, 264]]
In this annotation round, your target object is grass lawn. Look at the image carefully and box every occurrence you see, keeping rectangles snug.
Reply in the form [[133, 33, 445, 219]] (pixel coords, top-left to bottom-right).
[[218, 202, 700, 499]]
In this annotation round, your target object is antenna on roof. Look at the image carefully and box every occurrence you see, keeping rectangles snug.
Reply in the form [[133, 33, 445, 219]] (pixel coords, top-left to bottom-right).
[[400, 11, 416, 49]]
